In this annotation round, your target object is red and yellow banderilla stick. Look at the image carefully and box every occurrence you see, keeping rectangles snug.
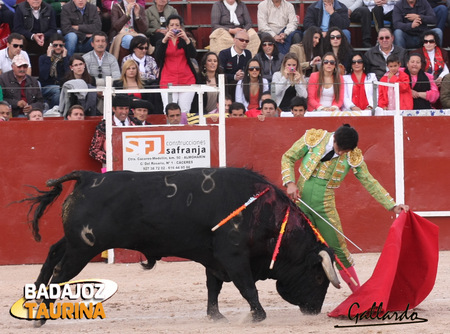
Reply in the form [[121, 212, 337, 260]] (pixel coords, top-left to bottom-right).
[[269, 206, 290, 269], [305, 216, 358, 287], [211, 187, 270, 232]]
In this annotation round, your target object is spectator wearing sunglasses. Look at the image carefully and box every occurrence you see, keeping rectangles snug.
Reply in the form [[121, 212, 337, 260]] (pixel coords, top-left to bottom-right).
[[364, 28, 407, 80], [323, 26, 354, 74], [218, 30, 252, 99], [209, 0, 260, 57], [14, 0, 57, 56], [272, 53, 307, 112], [122, 35, 159, 82], [254, 34, 283, 84], [0, 33, 32, 76], [343, 52, 377, 111], [235, 58, 269, 110], [303, 0, 350, 40], [411, 30, 449, 87], [257, 0, 302, 55], [39, 33, 70, 109], [307, 52, 344, 111]]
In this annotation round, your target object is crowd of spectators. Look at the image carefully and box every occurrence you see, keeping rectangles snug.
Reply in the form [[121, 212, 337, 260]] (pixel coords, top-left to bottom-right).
[[1, 0, 450, 125]]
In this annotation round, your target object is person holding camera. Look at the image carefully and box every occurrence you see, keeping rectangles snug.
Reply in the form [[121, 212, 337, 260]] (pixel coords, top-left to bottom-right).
[[271, 52, 307, 112], [154, 14, 197, 114], [39, 33, 70, 109]]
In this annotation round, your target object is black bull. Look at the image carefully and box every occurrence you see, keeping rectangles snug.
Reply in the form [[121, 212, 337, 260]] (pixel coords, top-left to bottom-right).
[[24, 167, 340, 323]]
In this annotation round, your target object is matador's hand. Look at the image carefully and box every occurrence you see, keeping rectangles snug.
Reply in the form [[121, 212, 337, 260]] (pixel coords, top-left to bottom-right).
[[286, 182, 299, 201], [392, 204, 409, 214]]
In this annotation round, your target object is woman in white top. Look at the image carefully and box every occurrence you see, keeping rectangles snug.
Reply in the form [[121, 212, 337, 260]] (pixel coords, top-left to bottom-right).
[[271, 53, 307, 111], [343, 53, 377, 111]]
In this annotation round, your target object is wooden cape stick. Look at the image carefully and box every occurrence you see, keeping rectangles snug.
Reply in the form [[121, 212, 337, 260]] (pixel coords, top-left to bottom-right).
[[269, 206, 290, 269], [211, 187, 270, 232]]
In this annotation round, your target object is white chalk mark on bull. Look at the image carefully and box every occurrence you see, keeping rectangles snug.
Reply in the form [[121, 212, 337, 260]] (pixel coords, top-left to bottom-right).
[[186, 193, 193, 207], [165, 176, 177, 198], [81, 225, 95, 246], [91, 177, 106, 188], [201, 169, 216, 193]]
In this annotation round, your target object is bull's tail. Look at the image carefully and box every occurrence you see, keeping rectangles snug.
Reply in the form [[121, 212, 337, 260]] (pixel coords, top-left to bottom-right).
[[21, 171, 83, 242]]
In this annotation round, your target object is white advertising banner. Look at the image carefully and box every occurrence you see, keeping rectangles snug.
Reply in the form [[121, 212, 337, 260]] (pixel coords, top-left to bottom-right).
[[122, 130, 211, 172]]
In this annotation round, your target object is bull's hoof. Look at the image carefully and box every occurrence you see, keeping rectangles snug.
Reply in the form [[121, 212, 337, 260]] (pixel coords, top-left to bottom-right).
[[33, 319, 46, 327], [207, 312, 228, 322], [251, 309, 267, 322]]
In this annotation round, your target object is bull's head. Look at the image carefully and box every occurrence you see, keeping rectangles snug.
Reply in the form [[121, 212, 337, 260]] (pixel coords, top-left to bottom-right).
[[275, 249, 340, 314]]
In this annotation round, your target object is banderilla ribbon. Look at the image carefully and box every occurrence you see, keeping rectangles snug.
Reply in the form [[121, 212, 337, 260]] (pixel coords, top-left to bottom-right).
[[269, 206, 290, 270], [297, 198, 362, 252], [305, 215, 358, 287], [211, 187, 270, 232]]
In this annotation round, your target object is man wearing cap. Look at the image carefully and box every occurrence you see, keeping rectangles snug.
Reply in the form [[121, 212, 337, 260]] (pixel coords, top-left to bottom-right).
[[0, 33, 32, 76], [0, 54, 44, 117], [89, 95, 138, 164], [131, 98, 153, 125]]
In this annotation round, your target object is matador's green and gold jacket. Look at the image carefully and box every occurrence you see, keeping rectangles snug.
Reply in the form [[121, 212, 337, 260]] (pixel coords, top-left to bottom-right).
[[281, 129, 396, 210]]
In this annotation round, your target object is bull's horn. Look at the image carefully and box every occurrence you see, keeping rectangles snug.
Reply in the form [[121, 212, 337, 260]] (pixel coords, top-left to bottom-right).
[[319, 250, 341, 289]]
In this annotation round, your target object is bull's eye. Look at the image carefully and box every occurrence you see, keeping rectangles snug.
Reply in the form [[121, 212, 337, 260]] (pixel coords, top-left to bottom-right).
[[315, 274, 325, 285]]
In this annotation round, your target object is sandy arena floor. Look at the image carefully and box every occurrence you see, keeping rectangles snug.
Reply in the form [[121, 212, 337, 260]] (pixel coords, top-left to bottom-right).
[[2, 252, 448, 334]]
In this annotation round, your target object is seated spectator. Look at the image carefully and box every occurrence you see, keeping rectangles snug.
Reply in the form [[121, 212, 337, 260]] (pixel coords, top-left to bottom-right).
[[165, 102, 182, 124], [0, 0, 15, 28], [39, 33, 70, 109], [303, 0, 351, 40], [405, 53, 439, 109], [0, 33, 32, 76], [101, 0, 146, 36], [89, 95, 137, 164], [427, 0, 447, 34], [235, 58, 269, 110], [218, 30, 252, 98], [44, 0, 69, 27], [411, 30, 449, 86], [27, 108, 44, 121], [289, 26, 323, 78], [122, 35, 158, 81], [145, 0, 179, 46], [339, 0, 372, 47], [154, 14, 197, 114], [131, 98, 153, 124], [257, 98, 278, 121], [378, 54, 413, 110], [0, 55, 44, 117], [0, 100, 11, 121], [343, 52, 377, 111], [323, 26, 354, 74], [393, 0, 441, 49], [290, 96, 307, 117], [61, 0, 102, 57], [364, 28, 407, 80], [439, 73, 450, 108], [254, 35, 283, 85], [224, 94, 233, 113], [197, 51, 222, 113], [14, 0, 57, 55], [364, 0, 396, 32], [257, 0, 302, 54], [109, 0, 148, 62], [83, 31, 121, 87], [61, 55, 98, 116], [271, 53, 308, 112], [229, 101, 246, 117], [210, 0, 260, 56], [307, 52, 344, 111], [66, 104, 85, 120]]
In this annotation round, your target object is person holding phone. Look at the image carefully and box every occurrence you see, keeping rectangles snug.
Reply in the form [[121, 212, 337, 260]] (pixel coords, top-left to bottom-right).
[[271, 52, 307, 111], [39, 33, 70, 108], [154, 14, 197, 114]]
